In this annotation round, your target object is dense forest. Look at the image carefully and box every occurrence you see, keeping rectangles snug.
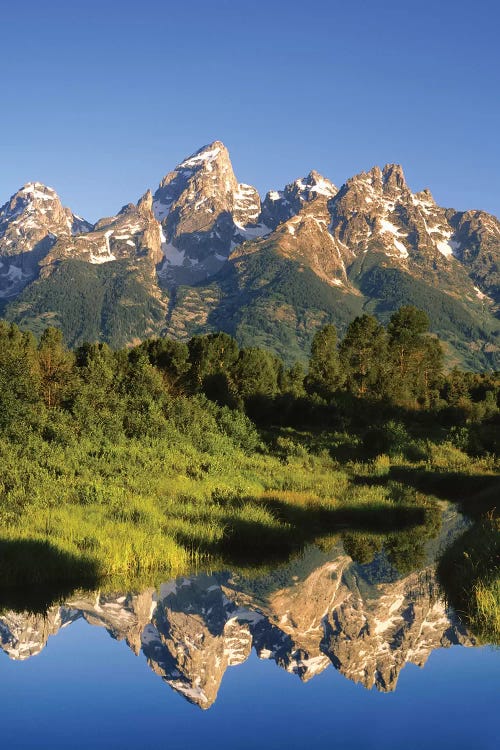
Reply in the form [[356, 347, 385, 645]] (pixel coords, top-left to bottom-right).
[[0, 307, 498, 640]]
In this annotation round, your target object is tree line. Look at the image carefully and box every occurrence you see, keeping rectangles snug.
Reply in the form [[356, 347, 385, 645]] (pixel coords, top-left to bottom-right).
[[0, 306, 498, 448]]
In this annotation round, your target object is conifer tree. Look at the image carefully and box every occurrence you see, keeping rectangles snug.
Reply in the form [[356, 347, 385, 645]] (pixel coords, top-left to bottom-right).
[[305, 324, 343, 397], [339, 314, 388, 397], [233, 347, 280, 399], [386, 307, 443, 405]]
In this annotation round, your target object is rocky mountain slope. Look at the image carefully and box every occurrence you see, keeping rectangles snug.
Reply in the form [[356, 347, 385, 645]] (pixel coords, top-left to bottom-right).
[[1, 143, 498, 368], [0, 182, 91, 300], [0, 537, 473, 709]]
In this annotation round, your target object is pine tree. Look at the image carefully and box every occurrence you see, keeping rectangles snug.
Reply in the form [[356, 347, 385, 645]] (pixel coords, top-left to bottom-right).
[[233, 347, 280, 399], [339, 314, 388, 397], [305, 324, 343, 397], [386, 307, 443, 406], [187, 333, 239, 390], [0, 322, 41, 430]]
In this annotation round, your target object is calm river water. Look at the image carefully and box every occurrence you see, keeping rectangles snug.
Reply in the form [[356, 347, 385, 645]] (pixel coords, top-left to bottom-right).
[[0, 507, 498, 749]]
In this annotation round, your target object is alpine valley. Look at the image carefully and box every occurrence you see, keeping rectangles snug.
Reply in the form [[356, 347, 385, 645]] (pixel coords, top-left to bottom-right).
[[1, 141, 498, 369]]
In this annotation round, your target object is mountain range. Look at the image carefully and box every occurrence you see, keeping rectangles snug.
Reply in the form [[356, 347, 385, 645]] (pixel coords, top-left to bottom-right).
[[1, 141, 498, 368]]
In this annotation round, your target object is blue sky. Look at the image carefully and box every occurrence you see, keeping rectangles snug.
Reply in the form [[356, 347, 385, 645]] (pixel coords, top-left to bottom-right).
[[1, 0, 499, 221]]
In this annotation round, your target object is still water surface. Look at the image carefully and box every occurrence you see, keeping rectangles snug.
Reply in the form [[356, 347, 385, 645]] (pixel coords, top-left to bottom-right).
[[0, 509, 498, 750]]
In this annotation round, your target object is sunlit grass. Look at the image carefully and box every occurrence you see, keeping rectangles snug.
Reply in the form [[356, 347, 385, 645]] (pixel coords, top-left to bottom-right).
[[438, 513, 500, 645], [0, 424, 497, 595], [474, 579, 500, 642]]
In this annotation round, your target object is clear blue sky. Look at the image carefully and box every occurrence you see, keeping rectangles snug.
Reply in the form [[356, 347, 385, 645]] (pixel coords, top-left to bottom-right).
[[1, 0, 499, 221]]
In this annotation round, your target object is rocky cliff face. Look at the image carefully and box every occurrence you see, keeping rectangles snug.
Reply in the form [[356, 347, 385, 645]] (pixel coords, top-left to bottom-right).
[[0, 543, 473, 709], [235, 162, 499, 302], [260, 170, 338, 229], [0, 589, 155, 661], [448, 209, 500, 301], [0, 182, 91, 299], [327, 164, 500, 306], [232, 170, 348, 287], [2, 146, 498, 300], [0, 606, 79, 661], [40, 190, 163, 280], [141, 576, 261, 707], [152, 141, 269, 285]]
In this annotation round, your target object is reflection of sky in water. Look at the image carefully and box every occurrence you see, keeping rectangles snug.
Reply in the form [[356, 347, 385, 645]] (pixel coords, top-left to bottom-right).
[[0, 618, 497, 750]]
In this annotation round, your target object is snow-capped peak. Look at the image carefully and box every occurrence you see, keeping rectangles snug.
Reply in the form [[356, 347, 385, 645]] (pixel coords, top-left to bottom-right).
[[268, 190, 283, 202], [295, 171, 338, 200], [17, 182, 58, 201], [177, 141, 227, 171], [153, 141, 235, 224], [0, 183, 64, 226]]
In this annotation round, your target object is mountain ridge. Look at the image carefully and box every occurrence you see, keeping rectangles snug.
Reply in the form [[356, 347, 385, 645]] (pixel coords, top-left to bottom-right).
[[1, 141, 498, 369]]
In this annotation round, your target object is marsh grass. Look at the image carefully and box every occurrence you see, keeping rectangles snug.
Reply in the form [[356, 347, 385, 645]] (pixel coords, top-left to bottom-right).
[[0, 421, 497, 609], [0, 426, 449, 588], [438, 513, 500, 645]]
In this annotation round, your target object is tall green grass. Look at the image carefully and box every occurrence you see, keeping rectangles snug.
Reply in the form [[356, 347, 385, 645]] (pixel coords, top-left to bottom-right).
[[0, 426, 448, 587], [438, 514, 500, 645]]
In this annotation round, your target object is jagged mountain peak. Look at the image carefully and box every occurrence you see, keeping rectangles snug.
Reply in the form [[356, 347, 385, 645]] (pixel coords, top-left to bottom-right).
[[1, 145, 498, 369], [153, 141, 267, 286], [260, 170, 338, 232], [14, 181, 58, 199], [176, 140, 230, 171], [293, 170, 338, 200], [117, 202, 136, 217], [344, 165, 381, 189], [1, 181, 91, 231], [153, 140, 238, 222], [1, 182, 61, 224], [0, 533, 474, 708], [114, 192, 155, 222], [42, 188, 163, 270], [137, 189, 153, 215], [156, 141, 233, 198], [343, 163, 409, 197], [414, 187, 435, 202], [382, 162, 407, 189], [0, 180, 92, 299], [326, 162, 497, 299]]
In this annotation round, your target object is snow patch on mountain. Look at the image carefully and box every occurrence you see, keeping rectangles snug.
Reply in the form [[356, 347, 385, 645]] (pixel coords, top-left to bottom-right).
[[161, 244, 185, 268], [179, 145, 222, 170], [379, 218, 409, 258], [152, 199, 172, 221], [234, 222, 270, 240], [18, 182, 57, 201]]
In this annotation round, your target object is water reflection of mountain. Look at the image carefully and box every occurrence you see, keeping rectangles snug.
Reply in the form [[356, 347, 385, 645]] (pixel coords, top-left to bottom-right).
[[0, 512, 474, 710]]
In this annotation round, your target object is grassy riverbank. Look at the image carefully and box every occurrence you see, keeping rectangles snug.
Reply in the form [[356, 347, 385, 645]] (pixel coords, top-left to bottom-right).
[[0, 427, 443, 587], [1, 419, 497, 589]]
